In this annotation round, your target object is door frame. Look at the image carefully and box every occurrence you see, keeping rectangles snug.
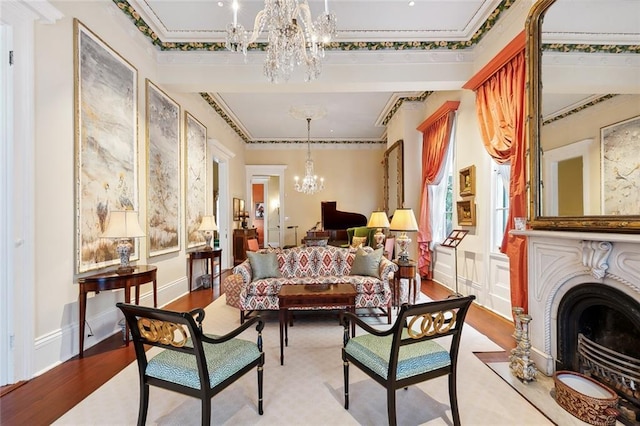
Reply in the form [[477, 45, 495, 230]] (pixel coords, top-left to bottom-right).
[[245, 165, 286, 248]]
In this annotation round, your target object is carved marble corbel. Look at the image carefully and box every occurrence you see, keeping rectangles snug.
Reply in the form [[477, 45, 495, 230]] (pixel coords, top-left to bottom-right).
[[580, 240, 612, 280]]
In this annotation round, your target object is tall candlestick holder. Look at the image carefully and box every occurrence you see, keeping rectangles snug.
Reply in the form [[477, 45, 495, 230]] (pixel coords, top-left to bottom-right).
[[509, 307, 538, 382]]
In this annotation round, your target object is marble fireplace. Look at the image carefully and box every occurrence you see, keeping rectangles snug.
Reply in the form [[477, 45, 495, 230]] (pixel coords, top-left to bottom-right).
[[523, 230, 640, 375], [523, 230, 640, 420]]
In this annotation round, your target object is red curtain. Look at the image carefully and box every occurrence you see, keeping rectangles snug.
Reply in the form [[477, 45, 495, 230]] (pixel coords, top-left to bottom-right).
[[475, 50, 528, 312], [417, 111, 456, 278]]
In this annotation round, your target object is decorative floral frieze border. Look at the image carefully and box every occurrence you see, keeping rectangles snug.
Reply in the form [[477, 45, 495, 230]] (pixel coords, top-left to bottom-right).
[[543, 43, 640, 54], [543, 94, 617, 126], [113, 0, 516, 52], [199, 92, 250, 143], [381, 92, 433, 126]]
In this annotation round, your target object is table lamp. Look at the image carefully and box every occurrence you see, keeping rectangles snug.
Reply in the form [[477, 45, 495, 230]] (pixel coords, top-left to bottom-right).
[[367, 210, 390, 249], [198, 215, 218, 250], [389, 208, 418, 262], [102, 210, 145, 274]]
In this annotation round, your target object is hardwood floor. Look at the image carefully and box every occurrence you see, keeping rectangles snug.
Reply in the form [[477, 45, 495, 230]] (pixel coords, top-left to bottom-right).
[[0, 273, 515, 425]]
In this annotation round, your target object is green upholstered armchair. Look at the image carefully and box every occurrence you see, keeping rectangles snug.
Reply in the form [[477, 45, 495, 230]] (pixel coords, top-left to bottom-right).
[[116, 303, 265, 426], [345, 226, 377, 247], [339, 296, 475, 426]]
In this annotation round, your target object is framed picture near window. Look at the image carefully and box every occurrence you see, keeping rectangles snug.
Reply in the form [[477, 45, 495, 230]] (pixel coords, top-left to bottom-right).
[[456, 199, 476, 226], [74, 19, 138, 273], [459, 165, 476, 197]]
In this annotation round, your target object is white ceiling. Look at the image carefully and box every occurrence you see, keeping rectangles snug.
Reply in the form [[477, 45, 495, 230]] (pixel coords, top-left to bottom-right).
[[123, 0, 640, 142]]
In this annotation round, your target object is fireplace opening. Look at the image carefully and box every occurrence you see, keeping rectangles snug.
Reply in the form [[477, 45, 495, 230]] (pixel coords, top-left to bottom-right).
[[556, 283, 640, 424]]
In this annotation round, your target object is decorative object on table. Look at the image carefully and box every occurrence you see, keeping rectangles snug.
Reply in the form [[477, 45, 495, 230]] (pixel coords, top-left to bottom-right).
[[553, 370, 619, 426], [197, 215, 218, 250], [240, 211, 249, 229], [225, 0, 337, 83], [146, 79, 181, 257], [367, 210, 390, 249], [456, 198, 476, 226], [185, 112, 207, 249], [441, 229, 469, 297], [291, 106, 326, 195], [389, 207, 418, 262], [74, 19, 138, 273], [509, 306, 538, 383], [459, 165, 476, 196], [101, 210, 145, 274]]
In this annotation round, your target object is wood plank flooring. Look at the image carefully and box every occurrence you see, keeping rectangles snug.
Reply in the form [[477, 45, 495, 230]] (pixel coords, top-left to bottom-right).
[[0, 272, 515, 425]]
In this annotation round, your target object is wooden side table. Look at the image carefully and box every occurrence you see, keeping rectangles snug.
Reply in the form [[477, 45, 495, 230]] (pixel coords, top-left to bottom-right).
[[77, 265, 157, 357], [392, 260, 417, 307], [188, 248, 222, 291]]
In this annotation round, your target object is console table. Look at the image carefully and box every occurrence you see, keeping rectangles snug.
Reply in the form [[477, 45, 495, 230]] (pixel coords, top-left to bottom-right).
[[77, 265, 157, 357], [188, 248, 222, 291]]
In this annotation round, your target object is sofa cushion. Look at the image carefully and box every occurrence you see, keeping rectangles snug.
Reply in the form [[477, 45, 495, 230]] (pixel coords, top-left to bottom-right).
[[350, 236, 367, 248], [350, 247, 383, 278], [247, 252, 281, 280]]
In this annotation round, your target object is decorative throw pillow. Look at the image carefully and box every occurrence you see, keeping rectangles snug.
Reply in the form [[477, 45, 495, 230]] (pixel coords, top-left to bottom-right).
[[350, 247, 383, 278], [351, 236, 368, 249], [247, 252, 281, 280]]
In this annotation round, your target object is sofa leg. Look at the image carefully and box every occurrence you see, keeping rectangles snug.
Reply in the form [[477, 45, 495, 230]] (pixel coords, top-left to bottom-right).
[[240, 310, 245, 324]]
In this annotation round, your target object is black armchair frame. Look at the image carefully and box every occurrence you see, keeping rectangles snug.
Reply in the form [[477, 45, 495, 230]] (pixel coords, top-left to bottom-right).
[[340, 295, 475, 426], [117, 302, 265, 426]]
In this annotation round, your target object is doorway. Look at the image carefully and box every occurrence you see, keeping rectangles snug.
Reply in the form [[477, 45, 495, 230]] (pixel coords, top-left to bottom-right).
[[245, 165, 286, 248]]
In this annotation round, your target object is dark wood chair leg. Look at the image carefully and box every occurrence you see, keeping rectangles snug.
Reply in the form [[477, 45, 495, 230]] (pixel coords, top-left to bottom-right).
[[343, 360, 350, 409], [201, 398, 211, 426], [258, 365, 264, 415], [137, 383, 149, 426], [240, 310, 245, 323], [449, 371, 461, 426], [387, 388, 397, 426]]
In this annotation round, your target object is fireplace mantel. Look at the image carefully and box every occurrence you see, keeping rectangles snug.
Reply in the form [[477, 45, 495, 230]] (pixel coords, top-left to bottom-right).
[[515, 230, 640, 375]]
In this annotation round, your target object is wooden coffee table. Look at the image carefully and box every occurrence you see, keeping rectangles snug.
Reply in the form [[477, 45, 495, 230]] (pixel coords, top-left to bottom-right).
[[278, 283, 357, 365]]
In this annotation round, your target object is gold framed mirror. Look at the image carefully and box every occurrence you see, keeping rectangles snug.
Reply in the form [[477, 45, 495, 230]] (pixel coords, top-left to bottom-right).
[[383, 139, 404, 215], [526, 0, 640, 232]]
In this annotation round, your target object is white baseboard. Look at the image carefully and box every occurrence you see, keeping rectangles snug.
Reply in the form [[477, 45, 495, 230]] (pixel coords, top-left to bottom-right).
[[32, 277, 187, 378]]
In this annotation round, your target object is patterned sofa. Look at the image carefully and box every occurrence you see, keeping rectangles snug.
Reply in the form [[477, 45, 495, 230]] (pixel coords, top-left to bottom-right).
[[223, 245, 398, 323]]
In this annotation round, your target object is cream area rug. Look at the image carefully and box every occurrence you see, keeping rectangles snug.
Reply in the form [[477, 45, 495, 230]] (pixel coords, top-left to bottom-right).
[[55, 295, 552, 426]]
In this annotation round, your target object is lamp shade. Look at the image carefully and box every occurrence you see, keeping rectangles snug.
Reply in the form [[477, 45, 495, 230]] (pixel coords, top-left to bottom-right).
[[102, 210, 145, 238], [367, 211, 390, 229], [389, 208, 418, 232], [198, 215, 218, 231]]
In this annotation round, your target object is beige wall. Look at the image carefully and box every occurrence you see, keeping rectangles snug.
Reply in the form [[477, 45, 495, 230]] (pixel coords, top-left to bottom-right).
[[32, 0, 246, 372]]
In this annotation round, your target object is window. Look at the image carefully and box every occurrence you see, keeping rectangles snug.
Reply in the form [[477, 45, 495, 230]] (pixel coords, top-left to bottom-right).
[[429, 117, 456, 247], [492, 162, 510, 252]]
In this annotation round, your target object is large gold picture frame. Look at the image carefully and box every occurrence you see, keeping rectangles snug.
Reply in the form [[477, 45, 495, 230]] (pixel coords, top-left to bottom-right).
[[456, 199, 476, 226]]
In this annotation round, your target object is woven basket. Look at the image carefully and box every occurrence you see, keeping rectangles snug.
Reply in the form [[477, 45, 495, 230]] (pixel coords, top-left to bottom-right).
[[554, 371, 619, 426]]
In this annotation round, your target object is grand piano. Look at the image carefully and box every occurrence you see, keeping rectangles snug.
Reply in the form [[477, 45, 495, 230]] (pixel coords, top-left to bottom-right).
[[311, 201, 368, 246]]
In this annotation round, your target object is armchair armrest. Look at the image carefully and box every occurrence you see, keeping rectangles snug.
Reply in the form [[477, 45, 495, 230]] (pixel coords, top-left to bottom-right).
[[378, 256, 398, 284], [339, 311, 394, 338], [188, 308, 206, 331]]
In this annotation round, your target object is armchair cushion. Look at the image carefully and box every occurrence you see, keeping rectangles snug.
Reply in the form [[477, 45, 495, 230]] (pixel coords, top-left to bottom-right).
[[146, 335, 261, 389], [345, 329, 450, 380], [349, 247, 383, 278], [350, 236, 367, 248], [247, 252, 281, 280]]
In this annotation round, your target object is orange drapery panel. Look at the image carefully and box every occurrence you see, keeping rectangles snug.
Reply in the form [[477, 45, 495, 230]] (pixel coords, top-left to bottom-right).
[[475, 50, 528, 312], [417, 111, 455, 278]]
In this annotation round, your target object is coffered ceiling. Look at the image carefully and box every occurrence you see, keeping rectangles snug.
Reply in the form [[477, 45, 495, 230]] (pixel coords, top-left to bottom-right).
[[116, 0, 639, 143]]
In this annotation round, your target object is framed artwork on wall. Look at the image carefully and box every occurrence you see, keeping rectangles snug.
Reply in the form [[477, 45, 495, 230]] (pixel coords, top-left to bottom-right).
[[146, 79, 181, 257], [456, 199, 476, 226], [601, 115, 640, 215], [185, 112, 207, 249], [74, 19, 138, 273], [459, 165, 476, 197]]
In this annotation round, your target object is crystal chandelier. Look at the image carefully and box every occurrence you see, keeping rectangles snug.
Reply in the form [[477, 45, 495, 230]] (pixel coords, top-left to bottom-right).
[[294, 117, 324, 194], [226, 0, 337, 83]]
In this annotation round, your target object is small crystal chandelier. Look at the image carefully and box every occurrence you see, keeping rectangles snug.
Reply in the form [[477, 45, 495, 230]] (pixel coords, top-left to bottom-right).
[[226, 0, 337, 83], [294, 117, 324, 195]]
